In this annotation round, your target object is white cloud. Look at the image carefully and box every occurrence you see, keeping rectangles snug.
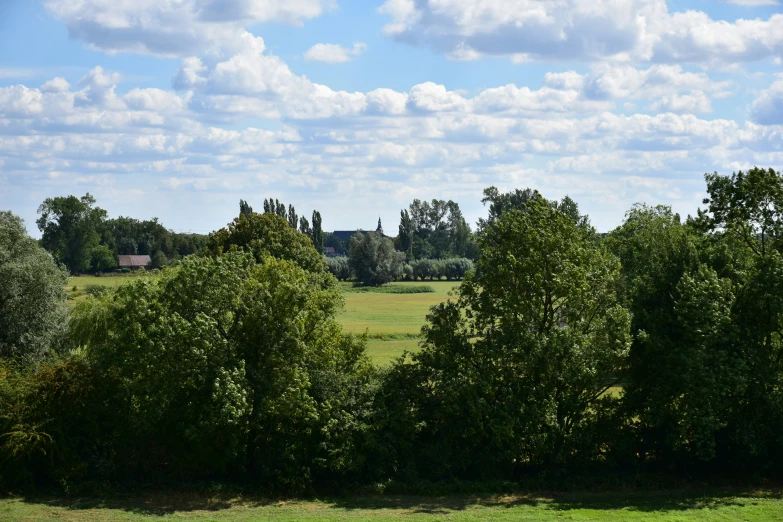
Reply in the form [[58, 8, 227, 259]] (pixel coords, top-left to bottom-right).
[[750, 78, 783, 125], [41, 77, 71, 93], [649, 91, 713, 114], [304, 42, 367, 63], [376, 0, 783, 66], [45, 0, 334, 56]]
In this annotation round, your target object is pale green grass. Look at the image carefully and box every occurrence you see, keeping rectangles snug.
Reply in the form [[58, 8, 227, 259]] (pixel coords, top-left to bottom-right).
[[337, 281, 457, 363], [3, 489, 783, 521], [66, 274, 142, 303]]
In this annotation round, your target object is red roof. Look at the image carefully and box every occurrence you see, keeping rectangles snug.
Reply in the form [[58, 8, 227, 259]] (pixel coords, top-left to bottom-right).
[[118, 255, 152, 268]]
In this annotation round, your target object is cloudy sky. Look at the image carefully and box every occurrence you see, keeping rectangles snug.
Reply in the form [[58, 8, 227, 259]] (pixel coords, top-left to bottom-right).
[[1, 0, 782, 235]]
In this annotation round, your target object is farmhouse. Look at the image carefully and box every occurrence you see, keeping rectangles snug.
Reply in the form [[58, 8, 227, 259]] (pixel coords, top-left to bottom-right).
[[118, 255, 152, 270]]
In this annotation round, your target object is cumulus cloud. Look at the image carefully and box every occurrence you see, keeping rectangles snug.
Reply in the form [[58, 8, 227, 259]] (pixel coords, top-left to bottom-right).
[[45, 0, 334, 56], [304, 42, 367, 63], [750, 78, 783, 125], [376, 0, 783, 66]]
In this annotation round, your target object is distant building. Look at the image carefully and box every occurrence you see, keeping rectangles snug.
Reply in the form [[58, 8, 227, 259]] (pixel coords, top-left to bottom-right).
[[332, 218, 386, 246], [118, 255, 152, 270], [323, 247, 336, 256]]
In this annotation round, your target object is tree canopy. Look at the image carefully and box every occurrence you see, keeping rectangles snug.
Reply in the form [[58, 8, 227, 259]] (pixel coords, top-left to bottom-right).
[[0, 211, 69, 365]]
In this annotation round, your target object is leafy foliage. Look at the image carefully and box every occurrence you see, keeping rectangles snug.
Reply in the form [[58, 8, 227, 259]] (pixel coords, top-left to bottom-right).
[[204, 212, 324, 273], [348, 232, 405, 286], [0, 211, 69, 365], [375, 196, 631, 478]]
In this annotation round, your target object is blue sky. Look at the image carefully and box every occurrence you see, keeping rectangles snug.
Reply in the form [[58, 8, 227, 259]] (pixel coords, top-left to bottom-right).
[[1, 0, 782, 235]]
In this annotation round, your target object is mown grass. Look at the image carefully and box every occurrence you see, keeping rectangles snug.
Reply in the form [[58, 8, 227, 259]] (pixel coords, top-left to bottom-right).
[[3, 488, 783, 521], [339, 281, 457, 363], [66, 274, 142, 303]]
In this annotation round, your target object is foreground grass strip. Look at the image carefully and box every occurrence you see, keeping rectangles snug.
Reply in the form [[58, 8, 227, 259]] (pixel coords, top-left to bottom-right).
[[3, 489, 783, 521]]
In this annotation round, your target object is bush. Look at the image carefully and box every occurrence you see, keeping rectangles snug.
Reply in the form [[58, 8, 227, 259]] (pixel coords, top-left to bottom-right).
[[403, 264, 414, 281], [348, 232, 405, 286], [84, 285, 109, 297], [326, 256, 352, 281]]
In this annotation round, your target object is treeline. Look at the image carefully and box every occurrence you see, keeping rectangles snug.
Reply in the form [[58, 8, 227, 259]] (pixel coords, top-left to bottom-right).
[[3, 168, 783, 492], [327, 256, 474, 282], [36, 194, 207, 274]]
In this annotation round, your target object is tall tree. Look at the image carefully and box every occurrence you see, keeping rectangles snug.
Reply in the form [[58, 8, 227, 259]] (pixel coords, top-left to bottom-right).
[[239, 199, 253, 217], [299, 216, 311, 237], [36, 193, 106, 273], [312, 210, 324, 253], [0, 211, 69, 364], [287, 204, 298, 229], [398, 209, 413, 259], [376, 196, 630, 477]]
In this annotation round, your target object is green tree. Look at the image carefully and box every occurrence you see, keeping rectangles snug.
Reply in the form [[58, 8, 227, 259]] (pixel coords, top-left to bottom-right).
[[312, 211, 324, 253], [377, 196, 631, 477], [90, 244, 117, 273], [70, 252, 374, 484], [398, 209, 413, 259], [692, 167, 783, 467], [204, 212, 324, 273], [348, 232, 405, 286], [239, 199, 253, 217], [151, 250, 168, 269], [0, 211, 69, 365], [36, 193, 107, 273]]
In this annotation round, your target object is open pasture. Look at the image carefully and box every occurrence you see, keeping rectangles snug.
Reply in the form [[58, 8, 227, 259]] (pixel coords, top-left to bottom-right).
[[3, 488, 782, 521], [338, 281, 457, 364]]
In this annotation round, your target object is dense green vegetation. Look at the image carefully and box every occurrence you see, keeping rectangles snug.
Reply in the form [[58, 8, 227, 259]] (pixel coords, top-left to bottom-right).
[[3, 167, 783, 499]]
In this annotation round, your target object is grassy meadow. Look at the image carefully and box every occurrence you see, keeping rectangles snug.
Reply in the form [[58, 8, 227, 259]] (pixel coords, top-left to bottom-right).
[[4, 489, 783, 521], [66, 276, 457, 364]]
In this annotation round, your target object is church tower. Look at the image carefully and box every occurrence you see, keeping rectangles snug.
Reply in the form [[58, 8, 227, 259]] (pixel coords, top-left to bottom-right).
[[376, 216, 384, 235]]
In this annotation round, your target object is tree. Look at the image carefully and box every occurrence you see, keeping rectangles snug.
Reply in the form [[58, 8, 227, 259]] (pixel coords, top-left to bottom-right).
[[298, 216, 311, 238], [312, 210, 324, 253], [479, 186, 589, 230], [204, 212, 324, 273], [36, 193, 107, 273], [326, 256, 352, 281], [399, 209, 413, 259], [151, 250, 168, 269], [239, 199, 253, 217], [376, 196, 631, 477], [287, 205, 298, 229], [348, 232, 405, 286], [402, 199, 473, 259], [0, 211, 69, 365], [69, 252, 375, 483], [90, 244, 117, 273]]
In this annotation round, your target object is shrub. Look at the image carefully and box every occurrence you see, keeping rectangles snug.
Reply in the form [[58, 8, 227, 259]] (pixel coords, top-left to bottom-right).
[[348, 232, 405, 286], [84, 285, 109, 297], [326, 256, 352, 281]]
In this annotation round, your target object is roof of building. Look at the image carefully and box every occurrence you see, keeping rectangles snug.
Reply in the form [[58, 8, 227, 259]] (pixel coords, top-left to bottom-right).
[[118, 255, 152, 267]]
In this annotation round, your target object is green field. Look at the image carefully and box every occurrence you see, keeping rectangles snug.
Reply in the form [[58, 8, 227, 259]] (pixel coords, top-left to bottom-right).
[[3, 489, 783, 521], [66, 273, 143, 302], [67, 277, 456, 364], [338, 281, 457, 364]]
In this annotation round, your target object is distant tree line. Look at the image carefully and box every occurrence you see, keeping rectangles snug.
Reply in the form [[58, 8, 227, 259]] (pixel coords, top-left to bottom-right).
[[35, 193, 207, 274], [3, 168, 783, 493]]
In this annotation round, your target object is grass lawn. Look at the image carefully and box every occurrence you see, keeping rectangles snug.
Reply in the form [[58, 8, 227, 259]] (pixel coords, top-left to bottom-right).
[[66, 274, 142, 303], [3, 489, 783, 521], [338, 281, 458, 364]]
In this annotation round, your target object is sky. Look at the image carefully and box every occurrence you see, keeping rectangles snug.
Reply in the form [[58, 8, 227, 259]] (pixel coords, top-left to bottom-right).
[[1, 0, 782, 236]]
